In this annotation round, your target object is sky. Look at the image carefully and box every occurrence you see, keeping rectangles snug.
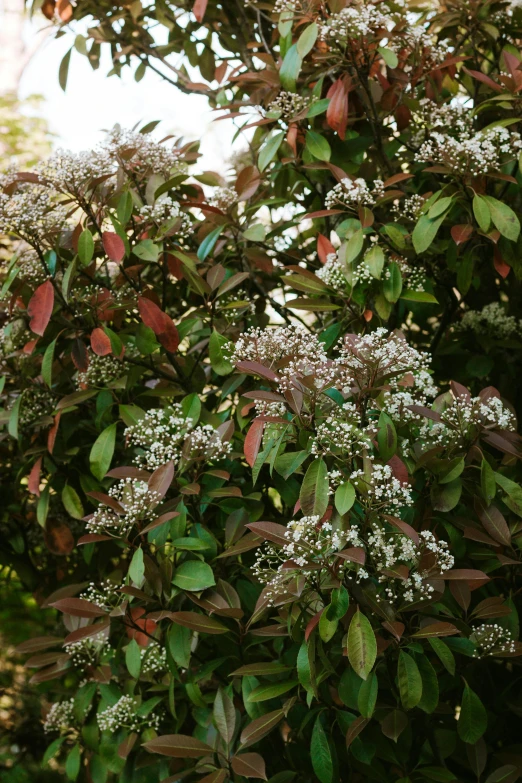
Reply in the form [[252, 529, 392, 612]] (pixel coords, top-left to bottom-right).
[[19, 17, 243, 173]]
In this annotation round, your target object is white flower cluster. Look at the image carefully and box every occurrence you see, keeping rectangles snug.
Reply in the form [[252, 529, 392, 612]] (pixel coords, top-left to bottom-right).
[[392, 26, 451, 67], [97, 695, 161, 733], [233, 325, 338, 393], [38, 147, 114, 192], [43, 699, 75, 734], [416, 125, 522, 175], [311, 414, 373, 458], [80, 579, 123, 612], [325, 178, 376, 209], [363, 527, 453, 604], [183, 424, 232, 461], [254, 400, 288, 419], [470, 623, 517, 657], [253, 514, 343, 602], [64, 630, 109, 669], [382, 369, 438, 424], [209, 187, 237, 211], [458, 302, 522, 340], [266, 91, 310, 120], [76, 351, 125, 389], [393, 194, 425, 221], [18, 386, 54, 427], [423, 393, 516, 449], [417, 99, 474, 139], [141, 642, 167, 676], [316, 253, 347, 291], [14, 246, 47, 283], [125, 406, 230, 469], [125, 405, 192, 469], [393, 259, 425, 292], [86, 478, 162, 537], [139, 196, 192, 235], [218, 287, 255, 317], [319, 3, 392, 42], [352, 462, 413, 510], [0, 184, 69, 240], [104, 127, 188, 177], [336, 327, 431, 392]]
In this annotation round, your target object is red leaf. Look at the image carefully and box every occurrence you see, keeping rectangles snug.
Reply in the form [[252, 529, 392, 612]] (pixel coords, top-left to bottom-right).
[[90, 328, 112, 356], [126, 607, 157, 646], [494, 246, 511, 278], [138, 296, 168, 334], [138, 296, 179, 351], [286, 124, 298, 157], [102, 231, 125, 262], [28, 457, 43, 497], [193, 0, 208, 22], [451, 224, 473, 245], [47, 413, 61, 454], [463, 67, 503, 93], [28, 280, 54, 336], [57, 0, 72, 21], [326, 78, 349, 140], [72, 339, 89, 371], [317, 233, 336, 264], [305, 609, 323, 642], [244, 418, 265, 468], [51, 597, 106, 618], [387, 455, 409, 485], [157, 318, 180, 352], [23, 338, 39, 354]]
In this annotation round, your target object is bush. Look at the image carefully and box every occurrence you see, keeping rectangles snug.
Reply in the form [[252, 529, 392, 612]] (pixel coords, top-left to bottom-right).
[[2, 1, 522, 781]]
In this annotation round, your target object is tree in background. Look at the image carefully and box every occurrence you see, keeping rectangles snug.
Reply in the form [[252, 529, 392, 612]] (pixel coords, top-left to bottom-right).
[[2, 1, 522, 781]]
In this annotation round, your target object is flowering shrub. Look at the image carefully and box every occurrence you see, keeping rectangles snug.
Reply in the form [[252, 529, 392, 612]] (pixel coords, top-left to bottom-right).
[[3, 0, 522, 781]]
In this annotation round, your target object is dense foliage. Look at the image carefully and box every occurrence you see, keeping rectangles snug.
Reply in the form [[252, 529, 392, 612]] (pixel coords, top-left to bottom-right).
[[3, 0, 522, 781]]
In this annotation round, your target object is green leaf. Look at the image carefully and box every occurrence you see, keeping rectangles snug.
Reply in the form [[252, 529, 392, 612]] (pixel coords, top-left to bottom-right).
[[172, 561, 216, 592], [364, 245, 385, 278], [431, 478, 462, 512], [65, 743, 81, 781], [345, 229, 364, 263], [495, 472, 522, 517], [129, 547, 145, 585], [481, 459, 496, 503], [243, 224, 266, 241], [8, 394, 22, 439], [89, 422, 117, 480], [473, 194, 491, 232], [259, 131, 285, 173], [378, 46, 398, 68], [133, 239, 159, 262], [383, 261, 403, 302], [398, 651, 423, 710], [311, 716, 333, 783], [59, 48, 72, 92], [347, 609, 377, 680], [300, 457, 329, 517], [62, 485, 84, 520], [416, 654, 439, 714], [305, 131, 331, 162], [357, 670, 378, 718], [377, 412, 397, 461], [119, 404, 145, 427], [42, 338, 57, 388], [319, 611, 338, 643], [458, 685, 487, 744], [412, 212, 447, 254], [62, 259, 77, 301], [400, 290, 438, 303], [214, 687, 236, 744], [297, 22, 318, 57], [209, 329, 234, 376], [335, 481, 355, 516], [117, 191, 134, 225], [198, 225, 223, 261], [37, 486, 50, 528], [483, 195, 520, 241], [126, 638, 141, 679], [78, 229, 94, 265], [248, 680, 297, 702], [280, 44, 302, 91], [428, 638, 455, 675]]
